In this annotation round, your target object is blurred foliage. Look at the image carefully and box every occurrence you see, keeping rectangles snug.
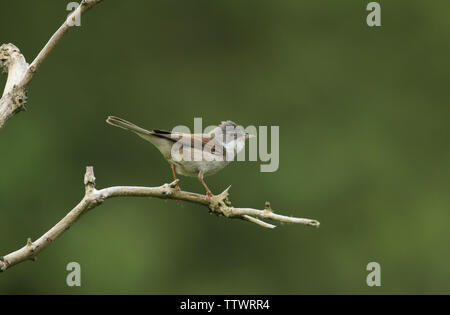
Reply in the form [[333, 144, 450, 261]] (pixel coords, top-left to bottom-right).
[[0, 0, 449, 294]]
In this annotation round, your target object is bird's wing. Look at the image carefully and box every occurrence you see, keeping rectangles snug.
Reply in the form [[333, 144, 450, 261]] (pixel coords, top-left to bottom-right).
[[151, 129, 182, 142], [153, 131, 226, 157], [106, 117, 227, 158], [192, 133, 227, 157]]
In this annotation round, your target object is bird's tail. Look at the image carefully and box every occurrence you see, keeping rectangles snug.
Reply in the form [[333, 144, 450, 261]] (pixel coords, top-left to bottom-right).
[[106, 116, 153, 136]]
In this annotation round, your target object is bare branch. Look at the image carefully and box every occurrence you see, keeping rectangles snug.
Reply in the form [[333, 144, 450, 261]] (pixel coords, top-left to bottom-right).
[[0, 0, 103, 129], [0, 167, 320, 272]]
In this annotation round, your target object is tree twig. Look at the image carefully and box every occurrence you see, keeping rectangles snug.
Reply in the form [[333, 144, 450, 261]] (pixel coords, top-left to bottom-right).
[[0, 166, 320, 272], [0, 0, 103, 129]]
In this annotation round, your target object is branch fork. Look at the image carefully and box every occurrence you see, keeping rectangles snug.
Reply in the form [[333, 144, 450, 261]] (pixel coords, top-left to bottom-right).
[[0, 167, 320, 272]]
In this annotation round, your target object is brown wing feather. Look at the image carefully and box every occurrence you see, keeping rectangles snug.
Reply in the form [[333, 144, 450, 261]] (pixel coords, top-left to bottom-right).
[[191, 134, 227, 157], [150, 130, 227, 157], [151, 129, 180, 142]]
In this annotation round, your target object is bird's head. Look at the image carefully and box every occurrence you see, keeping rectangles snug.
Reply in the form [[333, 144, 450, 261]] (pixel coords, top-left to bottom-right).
[[211, 121, 254, 155], [217, 120, 253, 141]]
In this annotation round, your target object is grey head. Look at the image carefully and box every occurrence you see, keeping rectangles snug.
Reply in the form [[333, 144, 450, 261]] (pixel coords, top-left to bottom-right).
[[213, 120, 248, 143]]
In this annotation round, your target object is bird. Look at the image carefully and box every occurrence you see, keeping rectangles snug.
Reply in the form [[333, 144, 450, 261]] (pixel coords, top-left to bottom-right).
[[106, 116, 252, 198]]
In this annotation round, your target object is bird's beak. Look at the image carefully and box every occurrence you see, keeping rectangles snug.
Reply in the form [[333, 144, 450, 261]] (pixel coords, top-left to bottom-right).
[[245, 133, 255, 140]]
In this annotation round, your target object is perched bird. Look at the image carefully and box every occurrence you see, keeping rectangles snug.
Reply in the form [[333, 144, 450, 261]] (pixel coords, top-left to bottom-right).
[[106, 116, 252, 197]]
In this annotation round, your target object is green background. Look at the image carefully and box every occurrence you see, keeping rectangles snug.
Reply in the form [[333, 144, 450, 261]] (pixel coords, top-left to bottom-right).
[[1, 0, 449, 294]]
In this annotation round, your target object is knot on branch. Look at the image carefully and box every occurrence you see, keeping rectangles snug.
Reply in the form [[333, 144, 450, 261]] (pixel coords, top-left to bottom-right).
[[0, 86, 28, 119], [0, 256, 9, 271], [162, 179, 180, 195], [86, 195, 105, 209], [84, 166, 96, 194], [26, 238, 37, 261], [0, 43, 22, 73], [10, 86, 27, 109], [208, 186, 233, 217]]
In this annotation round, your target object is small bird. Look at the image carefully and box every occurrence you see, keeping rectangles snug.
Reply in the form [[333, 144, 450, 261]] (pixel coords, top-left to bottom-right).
[[106, 116, 252, 198]]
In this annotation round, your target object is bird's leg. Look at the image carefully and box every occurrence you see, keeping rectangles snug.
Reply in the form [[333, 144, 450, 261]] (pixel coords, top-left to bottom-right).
[[171, 164, 181, 191], [198, 171, 213, 199]]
